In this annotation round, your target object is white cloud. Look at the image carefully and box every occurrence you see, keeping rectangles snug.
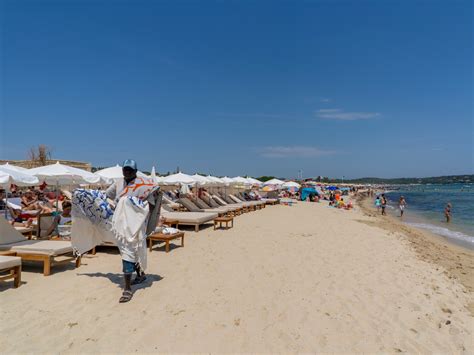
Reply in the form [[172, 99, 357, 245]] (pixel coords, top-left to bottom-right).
[[320, 98, 332, 102], [316, 109, 380, 121], [260, 146, 336, 158]]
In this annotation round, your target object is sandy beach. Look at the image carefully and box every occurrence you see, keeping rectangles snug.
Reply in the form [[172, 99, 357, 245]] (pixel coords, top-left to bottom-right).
[[1, 200, 473, 353]]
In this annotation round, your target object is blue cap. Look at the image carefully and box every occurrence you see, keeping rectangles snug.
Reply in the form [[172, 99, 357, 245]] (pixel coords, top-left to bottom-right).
[[122, 159, 137, 170]]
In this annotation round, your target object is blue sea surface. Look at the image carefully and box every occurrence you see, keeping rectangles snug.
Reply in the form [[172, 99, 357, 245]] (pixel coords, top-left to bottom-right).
[[384, 184, 474, 249]]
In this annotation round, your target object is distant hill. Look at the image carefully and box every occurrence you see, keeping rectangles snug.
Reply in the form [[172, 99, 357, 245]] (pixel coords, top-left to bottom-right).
[[329, 174, 473, 185]]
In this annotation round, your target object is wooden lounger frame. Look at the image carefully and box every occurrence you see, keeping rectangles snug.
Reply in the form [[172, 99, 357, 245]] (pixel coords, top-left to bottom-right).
[[18, 253, 81, 276], [0, 264, 21, 288], [164, 219, 207, 232]]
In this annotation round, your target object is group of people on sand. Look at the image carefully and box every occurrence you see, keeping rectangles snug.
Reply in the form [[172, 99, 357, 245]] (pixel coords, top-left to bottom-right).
[[1, 187, 73, 237], [328, 192, 353, 209], [374, 194, 453, 223]]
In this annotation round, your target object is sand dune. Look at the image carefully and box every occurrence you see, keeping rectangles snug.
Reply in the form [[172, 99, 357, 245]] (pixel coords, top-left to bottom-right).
[[1, 201, 472, 352]]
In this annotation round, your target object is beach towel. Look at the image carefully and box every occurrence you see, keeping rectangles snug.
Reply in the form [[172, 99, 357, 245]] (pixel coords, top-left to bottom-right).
[[112, 196, 149, 270]]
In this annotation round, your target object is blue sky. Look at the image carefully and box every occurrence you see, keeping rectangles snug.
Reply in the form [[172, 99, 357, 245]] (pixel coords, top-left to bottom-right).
[[1, 0, 472, 179]]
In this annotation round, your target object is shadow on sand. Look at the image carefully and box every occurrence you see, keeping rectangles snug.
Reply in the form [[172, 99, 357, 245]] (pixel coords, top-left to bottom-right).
[[77, 272, 163, 290]]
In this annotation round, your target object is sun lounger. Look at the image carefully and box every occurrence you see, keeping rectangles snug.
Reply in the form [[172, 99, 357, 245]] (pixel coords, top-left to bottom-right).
[[211, 195, 252, 213], [0, 255, 22, 288], [161, 210, 218, 232], [162, 194, 181, 210], [36, 212, 57, 239], [178, 197, 229, 216], [0, 217, 80, 276], [195, 197, 241, 214], [228, 194, 265, 207]]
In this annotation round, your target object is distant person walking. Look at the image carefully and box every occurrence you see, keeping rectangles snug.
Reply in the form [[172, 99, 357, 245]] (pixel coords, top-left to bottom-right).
[[381, 194, 387, 216], [399, 196, 407, 217], [444, 203, 452, 223]]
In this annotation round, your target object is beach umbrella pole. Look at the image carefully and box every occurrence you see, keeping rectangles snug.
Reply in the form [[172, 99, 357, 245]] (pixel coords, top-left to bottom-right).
[[4, 185, 9, 218]]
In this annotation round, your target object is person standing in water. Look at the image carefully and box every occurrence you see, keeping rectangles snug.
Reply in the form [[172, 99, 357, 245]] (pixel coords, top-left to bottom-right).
[[444, 203, 452, 223], [380, 194, 387, 216], [399, 196, 407, 217]]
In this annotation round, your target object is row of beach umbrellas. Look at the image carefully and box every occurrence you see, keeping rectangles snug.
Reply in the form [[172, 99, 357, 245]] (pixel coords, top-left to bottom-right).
[[0, 161, 307, 193], [0, 162, 272, 189]]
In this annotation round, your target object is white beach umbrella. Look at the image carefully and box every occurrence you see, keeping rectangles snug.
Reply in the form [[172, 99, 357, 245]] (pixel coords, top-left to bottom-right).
[[206, 175, 225, 186], [232, 176, 252, 188], [263, 178, 285, 186], [282, 181, 301, 188], [0, 165, 40, 187], [192, 174, 213, 186], [160, 172, 196, 186], [0, 167, 40, 217], [0, 163, 31, 173], [246, 177, 262, 186], [220, 176, 235, 185], [29, 162, 100, 185], [28, 162, 101, 210], [95, 164, 148, 181], [150, 166, 161, 184]]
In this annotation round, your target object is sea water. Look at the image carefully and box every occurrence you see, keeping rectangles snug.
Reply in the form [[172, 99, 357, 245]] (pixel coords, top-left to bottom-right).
[[384, 184, 474, 249]]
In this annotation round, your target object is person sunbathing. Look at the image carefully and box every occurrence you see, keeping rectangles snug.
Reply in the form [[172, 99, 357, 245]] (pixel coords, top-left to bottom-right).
[[45, 201, 72, 238], [21, 190, 40, 210], [8, 207, 35, 228]]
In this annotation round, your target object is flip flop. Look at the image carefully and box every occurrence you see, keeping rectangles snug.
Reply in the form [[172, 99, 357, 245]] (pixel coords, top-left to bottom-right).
[[131, 275, 147, 285], [119, 290, 133, 303]]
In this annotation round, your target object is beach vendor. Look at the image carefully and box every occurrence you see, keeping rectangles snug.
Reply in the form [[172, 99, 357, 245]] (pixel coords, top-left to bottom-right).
[[71, 159, 161, 304], [105, 159, 161, 303]]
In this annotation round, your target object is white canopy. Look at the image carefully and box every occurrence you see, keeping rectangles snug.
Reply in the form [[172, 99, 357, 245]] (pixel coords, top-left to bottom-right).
[[192, 174, 214, 186], [246, 177, 262, 185], [0, 163, 31, 173], [160, 172, 196, 186], [206, 175, 225, 186], [29, 161, 100, 186], [0, 165, 40, 187], [220, 176, 235, 185], [282, 181, 301, 188], [95, 164, 148, 181], [263, 178, 285, 186], [232, 176, 251, 186]]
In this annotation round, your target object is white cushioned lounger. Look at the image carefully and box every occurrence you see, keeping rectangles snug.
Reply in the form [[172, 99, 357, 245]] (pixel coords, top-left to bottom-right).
[[0, 217, 80, 276], [161, 211, 218, 232], [0, 255, 22, 288]]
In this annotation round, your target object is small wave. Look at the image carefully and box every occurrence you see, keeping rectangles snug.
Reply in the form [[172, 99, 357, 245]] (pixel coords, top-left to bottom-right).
[[407, 222, 474, 246]]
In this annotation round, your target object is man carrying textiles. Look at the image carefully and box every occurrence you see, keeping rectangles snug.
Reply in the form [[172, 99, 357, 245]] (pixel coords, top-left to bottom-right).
[[106, 159, 161, 303]]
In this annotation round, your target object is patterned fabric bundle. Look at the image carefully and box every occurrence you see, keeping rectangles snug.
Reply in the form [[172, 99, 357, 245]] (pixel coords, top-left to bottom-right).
[[72, 189, 114, 230], [71, 189, 116, 255], [71, 177, 161, 267]]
